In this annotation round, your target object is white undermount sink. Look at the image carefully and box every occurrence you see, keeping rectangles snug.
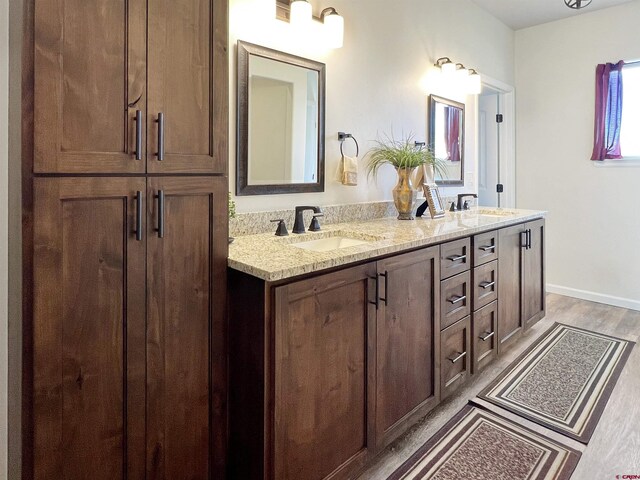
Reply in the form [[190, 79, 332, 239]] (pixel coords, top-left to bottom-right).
[[287, 231, 380, 252]]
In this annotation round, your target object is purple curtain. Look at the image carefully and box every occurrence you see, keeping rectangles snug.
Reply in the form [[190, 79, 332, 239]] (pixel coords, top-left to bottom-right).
[[444, 107, 461, 162], [591, 60, 624, 160]]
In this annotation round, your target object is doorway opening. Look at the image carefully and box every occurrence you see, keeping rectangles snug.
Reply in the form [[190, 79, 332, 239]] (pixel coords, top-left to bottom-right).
[[477, 78, 515, 208]]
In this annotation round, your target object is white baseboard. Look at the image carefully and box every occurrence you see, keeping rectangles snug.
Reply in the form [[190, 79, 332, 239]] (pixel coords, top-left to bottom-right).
[[546, 284, 640, 312]]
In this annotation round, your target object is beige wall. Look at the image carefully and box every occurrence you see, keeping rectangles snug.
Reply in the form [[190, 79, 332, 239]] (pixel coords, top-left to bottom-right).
[[515, 2, 640, 310], [229, 0, 515, 213]]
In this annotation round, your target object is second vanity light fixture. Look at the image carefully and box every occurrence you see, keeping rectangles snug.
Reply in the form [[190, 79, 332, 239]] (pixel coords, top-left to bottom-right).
[[289, 0, 344, 48], [435, 57, 482, 94]]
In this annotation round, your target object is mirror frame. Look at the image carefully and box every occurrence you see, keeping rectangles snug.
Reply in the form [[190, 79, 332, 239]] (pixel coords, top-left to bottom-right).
[[236, 40, 326, 196], [428, 94, 465, 186]]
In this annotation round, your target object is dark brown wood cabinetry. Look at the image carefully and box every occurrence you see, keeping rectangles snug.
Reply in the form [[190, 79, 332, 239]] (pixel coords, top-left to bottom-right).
[[32, 177, 228, 479], [498, 219, 546, 354], [33, 178, 147, 479], [375, 248, 440, 449], [146, 177, 228, 478], [34, 0, 226, 174], [229, 219, 545, 480], [26, 0, 229, 476], [274, 265, 376, 480], [230, 247, 441, 480]]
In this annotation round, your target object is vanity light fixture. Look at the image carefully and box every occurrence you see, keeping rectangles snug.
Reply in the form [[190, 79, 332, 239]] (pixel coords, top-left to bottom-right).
[[321, 7, 344, 49], [564, 0, 592, 9], [290, 0, 313, 26], [435, 57, 482, 95]]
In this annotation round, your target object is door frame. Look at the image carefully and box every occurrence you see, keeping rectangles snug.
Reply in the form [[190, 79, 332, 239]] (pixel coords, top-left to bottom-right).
[[474, 75, 516, 208]]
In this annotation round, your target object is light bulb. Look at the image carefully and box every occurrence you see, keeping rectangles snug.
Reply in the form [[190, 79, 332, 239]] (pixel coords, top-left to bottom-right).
[[290, 0, 312, 26], [441, 61, 456, 76], [468, 70, 482, 94], [323, 11, 344, 49]]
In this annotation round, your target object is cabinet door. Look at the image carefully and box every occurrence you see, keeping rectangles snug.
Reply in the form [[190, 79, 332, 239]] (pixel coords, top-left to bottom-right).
[[523, 219, 545, 330], [146, 177, 228, 479], [33, 178, 146, 479], [34, 0, 146, 173], [376, 247, 440, 449], [274, 264, 376, 480], [147, 0, 228, 174], [498, 223, 526, 354]]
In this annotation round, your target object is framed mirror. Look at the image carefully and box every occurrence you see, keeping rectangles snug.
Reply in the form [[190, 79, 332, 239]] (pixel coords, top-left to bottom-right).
[[428, 95, 465, 186], [237, 41, 326, 195]]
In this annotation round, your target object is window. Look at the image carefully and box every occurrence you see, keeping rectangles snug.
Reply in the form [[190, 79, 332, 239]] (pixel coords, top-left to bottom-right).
[[619, 62, 640, 158]]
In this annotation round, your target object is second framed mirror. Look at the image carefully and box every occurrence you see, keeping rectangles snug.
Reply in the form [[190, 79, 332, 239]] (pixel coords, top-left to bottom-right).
[[428, 95, 465, 186]]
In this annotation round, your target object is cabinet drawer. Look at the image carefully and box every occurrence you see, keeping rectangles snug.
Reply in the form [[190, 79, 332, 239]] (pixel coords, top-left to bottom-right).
[[440, 316, 471, 400], [473, 230, 499, 266], [472, 301, 498, 374], [440, 237, 471, 280], [441, 271, 471, 330], [473, 260, 498, 311]]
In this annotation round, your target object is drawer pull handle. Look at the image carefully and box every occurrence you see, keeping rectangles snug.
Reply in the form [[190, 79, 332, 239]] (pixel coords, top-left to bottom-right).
[[156, 112, 165, 161], [368, 275, 379, 309], [155, 190, 165, 238], [479, 245, 496, 252], [134, 191, 143, 241], [479, 331, 495, 341], [448, 351, 467, 363], [379, 271, 388, 305], [448, 294, 466, 305], [447, 254, 467, 262], [134, 110, 143, 160], [480, 281, 495, 289]]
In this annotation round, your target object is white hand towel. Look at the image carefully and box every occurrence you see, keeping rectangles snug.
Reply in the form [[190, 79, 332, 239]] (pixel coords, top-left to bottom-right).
[[341, 155, 358, 186]]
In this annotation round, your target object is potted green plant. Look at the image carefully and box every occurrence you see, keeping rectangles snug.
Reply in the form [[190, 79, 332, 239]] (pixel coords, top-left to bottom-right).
[[366, 133, 447, 220]]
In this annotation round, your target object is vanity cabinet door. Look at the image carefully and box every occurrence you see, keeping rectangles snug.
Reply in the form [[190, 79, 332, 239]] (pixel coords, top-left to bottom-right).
[[523, 219, 545, 330], [375, 247, 440, 450], [498, 223, 526, 354], [498, 220, 546, 354], [146, 0, 227, 173], [273, 264, 377, 480], [34, 0, 147, 174]]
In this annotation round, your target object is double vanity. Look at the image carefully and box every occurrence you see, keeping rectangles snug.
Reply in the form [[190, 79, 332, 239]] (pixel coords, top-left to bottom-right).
[[227, 208, 546, 480]]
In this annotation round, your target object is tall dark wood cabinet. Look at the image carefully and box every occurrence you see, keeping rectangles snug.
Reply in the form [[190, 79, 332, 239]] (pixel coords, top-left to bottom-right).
[[26, 0, 229, 477]]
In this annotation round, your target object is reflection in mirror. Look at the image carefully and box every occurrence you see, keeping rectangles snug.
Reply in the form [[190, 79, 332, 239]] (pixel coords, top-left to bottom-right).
[[237, 41, 326, 195], [428, 95, 465, 186]]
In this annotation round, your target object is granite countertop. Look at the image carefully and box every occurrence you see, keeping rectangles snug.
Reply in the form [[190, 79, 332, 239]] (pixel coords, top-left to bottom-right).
[[228, 208, 546, 282]]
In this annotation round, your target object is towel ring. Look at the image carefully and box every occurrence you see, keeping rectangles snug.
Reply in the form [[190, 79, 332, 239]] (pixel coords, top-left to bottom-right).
[[338, 132, 359, 158]]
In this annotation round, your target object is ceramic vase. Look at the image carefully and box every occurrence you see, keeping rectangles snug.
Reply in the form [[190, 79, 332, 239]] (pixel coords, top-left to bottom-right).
[[393, 167, 418, 220]]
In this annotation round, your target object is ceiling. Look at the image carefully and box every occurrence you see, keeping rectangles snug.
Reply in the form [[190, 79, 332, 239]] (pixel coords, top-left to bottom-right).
[[471, 0, 635, 30]]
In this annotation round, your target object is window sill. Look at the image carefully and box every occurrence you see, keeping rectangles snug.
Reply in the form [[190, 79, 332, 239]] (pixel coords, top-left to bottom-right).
[[592, 158, 640, 167]]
